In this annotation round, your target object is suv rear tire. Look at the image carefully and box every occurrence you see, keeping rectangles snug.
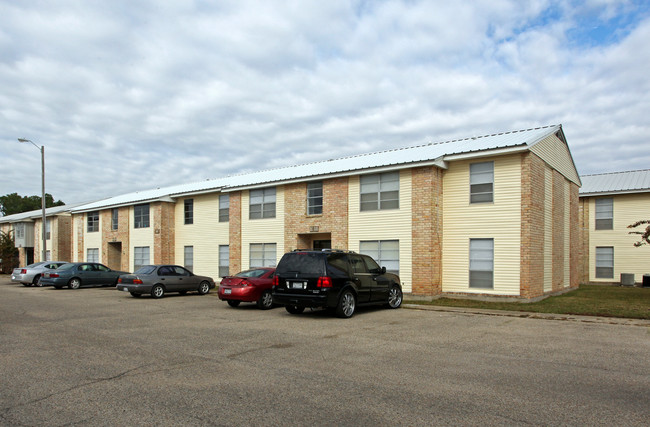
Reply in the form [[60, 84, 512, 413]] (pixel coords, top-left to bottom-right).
[[336, 290, 356, 318]]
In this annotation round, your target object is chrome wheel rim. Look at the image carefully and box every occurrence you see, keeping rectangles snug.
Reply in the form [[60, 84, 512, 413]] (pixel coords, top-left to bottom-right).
[[153, 286, 163, 297], [262, 292, 273, 308], [200, 283, 209, 294], [342, 293, 355, 317], [70, 279, 80, 289], [388, 287, 402, 308]]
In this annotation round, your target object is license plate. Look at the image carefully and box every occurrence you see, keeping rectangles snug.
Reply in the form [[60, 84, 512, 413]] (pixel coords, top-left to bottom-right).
[[291, 282, 307, 289], [224, 289, 232, 294]]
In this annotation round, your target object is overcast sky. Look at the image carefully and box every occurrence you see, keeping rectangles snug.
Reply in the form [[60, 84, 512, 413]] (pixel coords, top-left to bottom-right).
[[1, 0, 649, 208]]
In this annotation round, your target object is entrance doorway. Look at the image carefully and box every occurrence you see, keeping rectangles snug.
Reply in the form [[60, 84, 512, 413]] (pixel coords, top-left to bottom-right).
[[313, 240, 332, 250], [26, 248, 34, 265], [107, 242, 122, 271]]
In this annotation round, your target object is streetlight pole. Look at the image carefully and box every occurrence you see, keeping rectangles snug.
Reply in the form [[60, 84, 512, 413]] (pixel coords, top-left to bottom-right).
[[18, 138, 46, 262]]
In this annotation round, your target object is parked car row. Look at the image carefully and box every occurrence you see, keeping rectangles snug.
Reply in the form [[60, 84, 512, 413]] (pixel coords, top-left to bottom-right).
[[10, 249, 403, 318]]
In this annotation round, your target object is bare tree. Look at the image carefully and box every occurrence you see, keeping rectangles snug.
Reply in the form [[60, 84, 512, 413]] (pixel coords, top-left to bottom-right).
[[628, 220, 650, 247]]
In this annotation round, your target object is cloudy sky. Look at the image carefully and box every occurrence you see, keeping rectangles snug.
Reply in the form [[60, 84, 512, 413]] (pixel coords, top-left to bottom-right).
[[1, 0, 649, 208]]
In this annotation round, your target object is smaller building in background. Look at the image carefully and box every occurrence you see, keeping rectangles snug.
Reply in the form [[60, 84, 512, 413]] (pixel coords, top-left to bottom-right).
[[579, 169, 650, 285]]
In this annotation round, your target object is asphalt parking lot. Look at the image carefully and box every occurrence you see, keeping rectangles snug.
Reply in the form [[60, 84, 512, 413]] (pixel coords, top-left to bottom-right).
[[1, 276, 649, 426]]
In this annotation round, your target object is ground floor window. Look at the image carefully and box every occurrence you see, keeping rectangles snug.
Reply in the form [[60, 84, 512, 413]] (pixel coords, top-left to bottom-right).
[[184, 246, 193, 272], [469, 238, 493, 289], [134, 246, 150, 271], [219, 245, 229, 277], [595, 247, 614, 279], [87, 248, 99, 263], [250, 243, 276, 268], [359, 240, 399, 275]]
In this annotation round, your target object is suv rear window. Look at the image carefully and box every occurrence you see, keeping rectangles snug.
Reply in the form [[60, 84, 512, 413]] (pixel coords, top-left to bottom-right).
[[276, 252, 325, 276]]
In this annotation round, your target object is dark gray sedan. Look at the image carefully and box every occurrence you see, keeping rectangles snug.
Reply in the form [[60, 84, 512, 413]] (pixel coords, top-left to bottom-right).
[[40, 262, 130, 289], [117, 265, 215, 298]]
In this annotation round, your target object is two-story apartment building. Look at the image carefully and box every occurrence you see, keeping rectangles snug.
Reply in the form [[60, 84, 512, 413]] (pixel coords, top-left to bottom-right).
[[67, 124, 580, 300], [579, 169, 650, 285]]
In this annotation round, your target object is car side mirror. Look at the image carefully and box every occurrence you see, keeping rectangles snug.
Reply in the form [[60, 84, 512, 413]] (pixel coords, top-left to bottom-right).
[[381, 266, 386, 274]]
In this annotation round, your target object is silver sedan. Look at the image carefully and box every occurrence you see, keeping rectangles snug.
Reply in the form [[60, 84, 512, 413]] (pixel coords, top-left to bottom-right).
[[11, 262, 68, 287], [117, 265, 215, 298]]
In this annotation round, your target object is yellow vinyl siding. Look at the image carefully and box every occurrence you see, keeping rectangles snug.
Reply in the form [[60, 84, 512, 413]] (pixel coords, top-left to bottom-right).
[[564, 180, 571, 288], [348, 170, 413, 292], [129, 206, 154, 270], [84, 215, 102, 262], [240, 187, 285, 270], [174, 193, 228, 279], [544, 167, 553, 292], [588, 192, 650, 283], [530, 134, 580, 185], [442, 154, 522, 295]]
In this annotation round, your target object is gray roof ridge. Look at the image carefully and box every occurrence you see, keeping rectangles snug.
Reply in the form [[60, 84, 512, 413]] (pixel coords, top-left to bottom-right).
[[581, 168, 650, 177]]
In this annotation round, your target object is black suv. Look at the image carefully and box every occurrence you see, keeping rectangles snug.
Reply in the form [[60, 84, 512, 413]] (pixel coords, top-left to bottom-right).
[[272, 250, 403, 318]]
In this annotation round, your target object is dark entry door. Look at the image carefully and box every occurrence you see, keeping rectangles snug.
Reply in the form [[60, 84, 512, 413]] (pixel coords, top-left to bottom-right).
[[313, 240, 331, 250]]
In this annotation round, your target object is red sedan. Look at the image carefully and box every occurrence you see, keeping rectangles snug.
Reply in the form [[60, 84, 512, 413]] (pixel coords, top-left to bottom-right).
[[218, 268, 276, 309]]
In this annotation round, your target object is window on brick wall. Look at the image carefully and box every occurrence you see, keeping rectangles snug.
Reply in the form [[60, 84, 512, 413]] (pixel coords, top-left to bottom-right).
[[134, 204, 150, 228], [250, 243, 276, 267], [111, 208, 119, 230], [470, 162, 494, 203], [595, 246, 614, 279], [87, 248, 99, 263], [14, 223, 25, 239], [219, 245, 229, 277], [469, 238, 494, 288], [307, 182, 323, 215], [184, 246, 193, 272], [360, 172, 399, 211], [219, 194, 229, 222], [595, 198, 613, 230], [134, 246, 150, 271], [87, 211, 99, 232], [250, 188, 276, 219], [184, 199, 194, 225], [359, 240, 399, 275]]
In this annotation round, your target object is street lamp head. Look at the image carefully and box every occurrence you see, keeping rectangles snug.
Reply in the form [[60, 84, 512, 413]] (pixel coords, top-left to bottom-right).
[[18, 138, 31, 143]]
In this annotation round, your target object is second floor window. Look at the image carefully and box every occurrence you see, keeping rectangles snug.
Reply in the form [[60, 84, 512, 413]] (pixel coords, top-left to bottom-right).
[[307, 182, 323, 215], [134, 204, 150, 229], [14, 223, 25, 239], [360, 172, 399, 211], [87, 211, 99, 232], [184, 199, 194, 225], [250, 188, 276, 219], [595, 198, 613, 230], [111, 208, 119, 230], [470, 162, 494, 203], [219, 194, 229, 222]]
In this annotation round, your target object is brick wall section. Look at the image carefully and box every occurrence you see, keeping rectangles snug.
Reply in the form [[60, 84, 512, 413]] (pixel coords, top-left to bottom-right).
[[74, 213, 84, 261], [101, 207, 130, 270], [552, 169, 565, 291], [569, 183, 580, 288], [55, 215, 72, 261], [153, 202, 175, 264], [411, 166, 443, 296], [284, 177, 349, 251], [520, 153, 546, 299], [578, 197, 590, 284], [229, 192, 242, 274]]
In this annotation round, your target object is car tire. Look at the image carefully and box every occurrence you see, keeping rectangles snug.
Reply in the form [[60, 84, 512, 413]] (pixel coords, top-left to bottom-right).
[[32, 275, 41, 286], [54, 285, 63, 289], [387, 285, 403, 309], [68, 278, 82, 290], [336, 290, 356, 318], [198, 281, 211, 295], [257, 290, 273, 310], [130, 292, 142, 298], [285, 305, 305, 315], [35, 276, 44, 287], [227, 300, 241, 307], [151, 284, 165, 299]]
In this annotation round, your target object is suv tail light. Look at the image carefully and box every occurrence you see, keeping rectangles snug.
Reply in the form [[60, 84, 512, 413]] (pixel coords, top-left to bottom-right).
[[272, 276, 279, 287], [118, 278, 122, 284], [317, 276, 332, 288]]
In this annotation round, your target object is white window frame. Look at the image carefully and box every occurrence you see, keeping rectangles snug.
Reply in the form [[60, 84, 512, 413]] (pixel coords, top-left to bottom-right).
[[219, 194, 229, 222], [184, 245, 194, 272], [87, 248, 99, 263], [595, 198, 613, 230], [87, 211, 99, 233], [134, 204, 150, 229], [219, 245, 229, 277], [595, 246, 614, 279], [359, 240, 399, 275], [249, 243, 277, 268], [307, 181, 323, 215], [184, 199, 194, 225], [111, 208, 119, 230], [249, 188, 276, 219], [134, 246, 150, 271], [360, 172, 399, 211], [470, 162, 494, 204], [469, 238, 494, 288]]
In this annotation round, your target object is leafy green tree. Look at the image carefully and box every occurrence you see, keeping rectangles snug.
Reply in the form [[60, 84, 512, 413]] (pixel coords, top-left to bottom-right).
[[0, 230, 19, 273], [0, 193, 64, 216], [628, 220, 650, 247]]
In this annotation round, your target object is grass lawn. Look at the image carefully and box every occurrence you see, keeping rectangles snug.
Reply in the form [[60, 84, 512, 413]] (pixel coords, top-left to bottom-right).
[[405, 285, 650, 319]]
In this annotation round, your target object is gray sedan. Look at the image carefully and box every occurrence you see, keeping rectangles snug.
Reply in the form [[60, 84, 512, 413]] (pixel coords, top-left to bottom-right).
[[11, 261, 68, 286], [117, 265, 215, 298]]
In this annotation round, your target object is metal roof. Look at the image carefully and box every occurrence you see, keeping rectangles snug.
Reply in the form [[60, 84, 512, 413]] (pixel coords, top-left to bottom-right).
[[0, 203, 85, 224], [71, 125, 563, 212], [580, 169, 650, 196]]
